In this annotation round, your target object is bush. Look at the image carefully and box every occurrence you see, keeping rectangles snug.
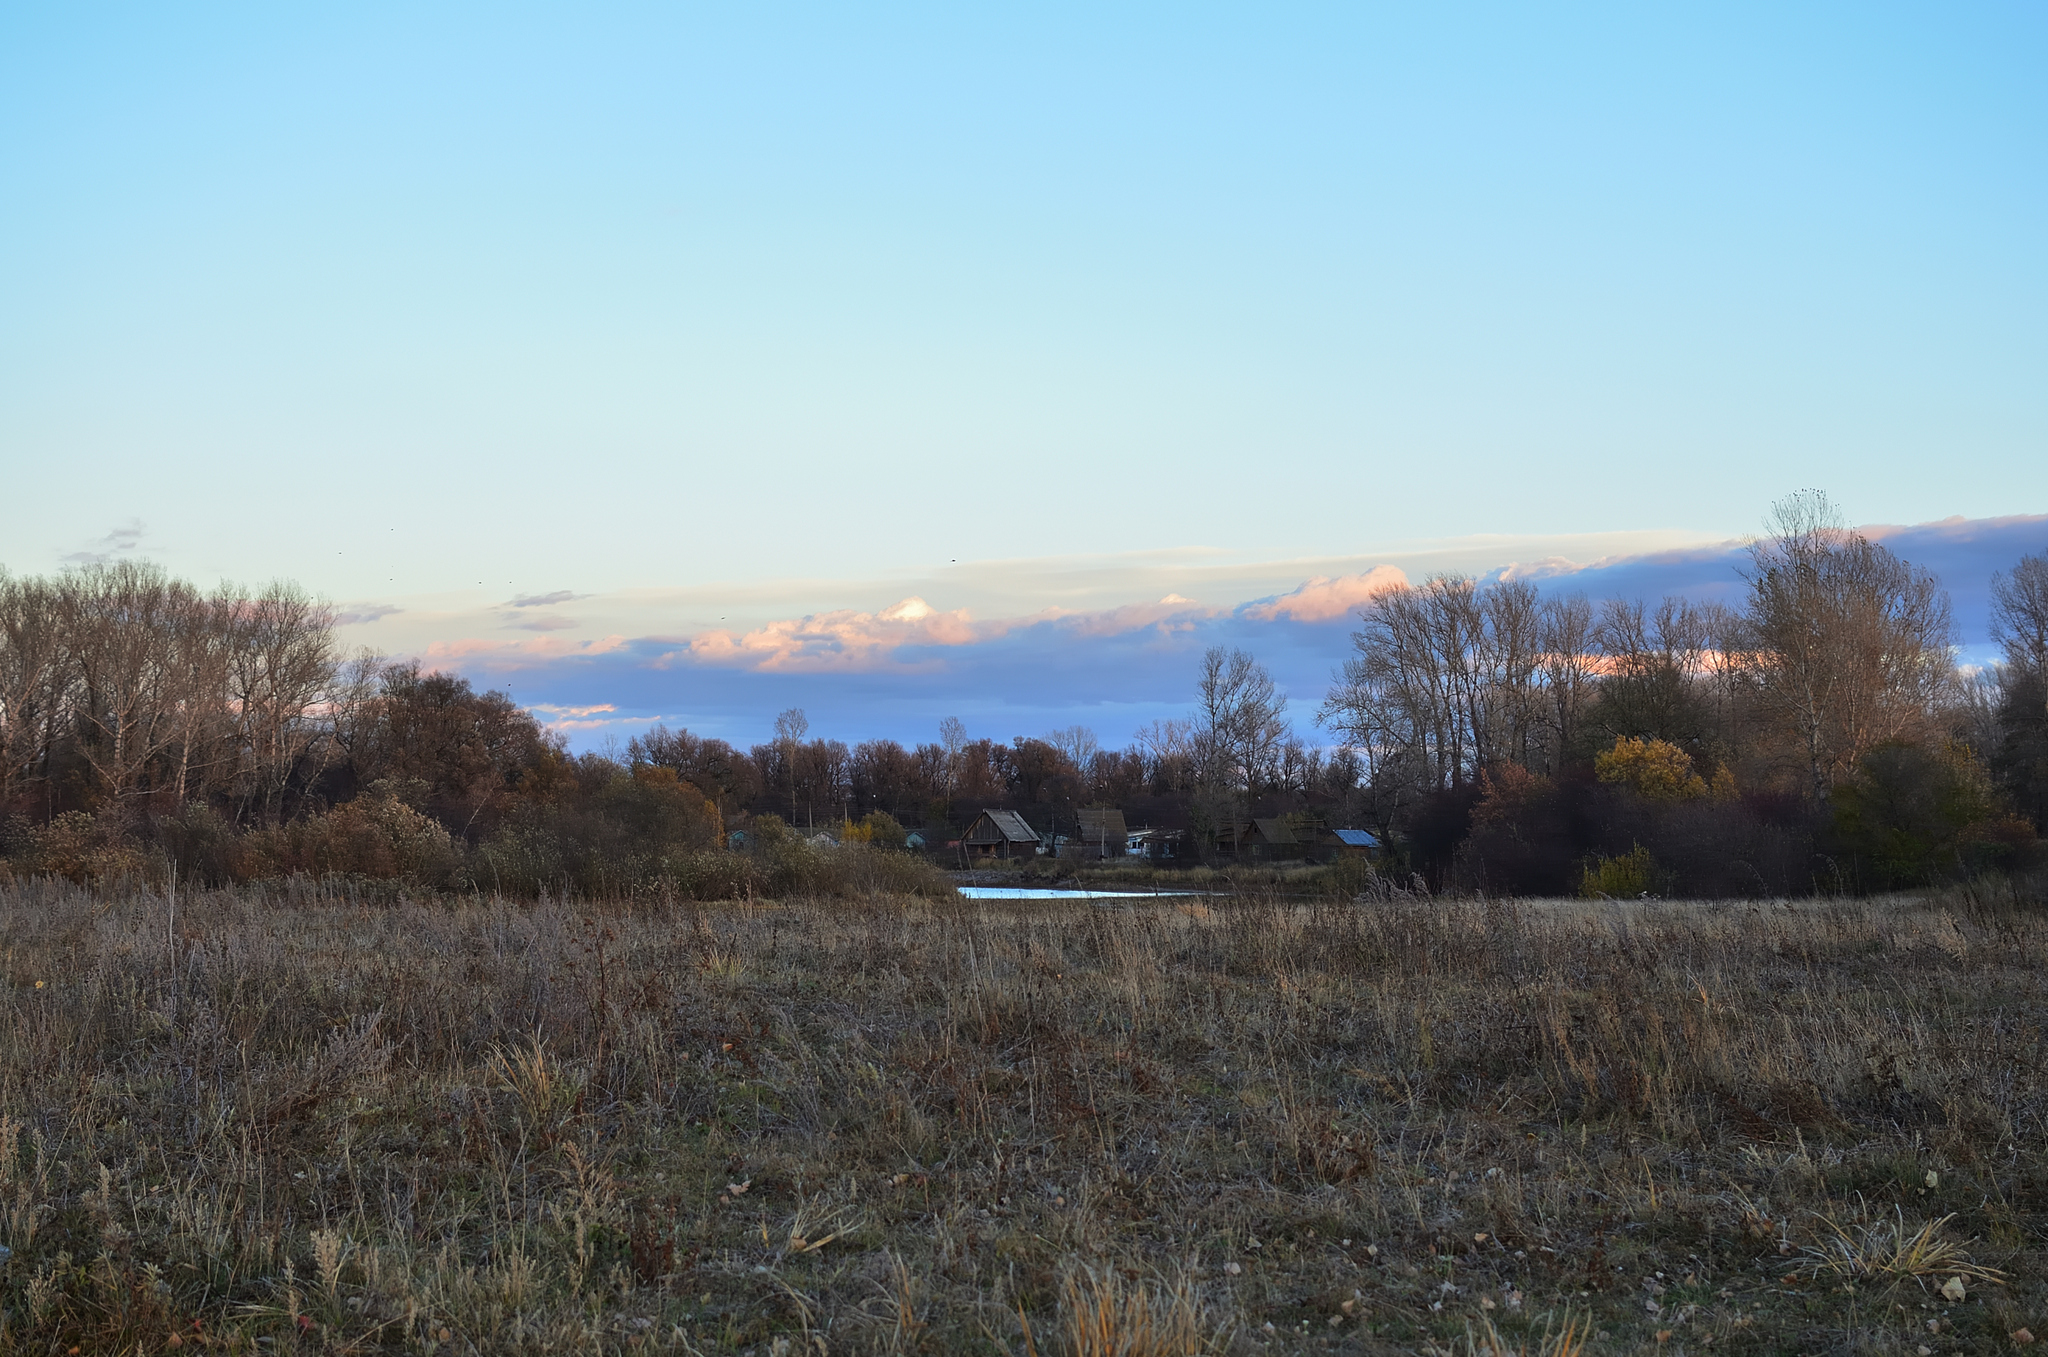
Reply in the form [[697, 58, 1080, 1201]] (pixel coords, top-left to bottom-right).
[[739, 816, 957, 899], [13, 810, 152, 886], [1322, 852, 1386, 897], [241, 795, 462, 885], [661, 851, 763, 901], [840, 809, 908, 849], [1830, 741, 2039, 890], [811, 842, 957, 898], [1581, 843, 1658, 898], [474, 767, 725, 896], [152, 801, 242, 887]]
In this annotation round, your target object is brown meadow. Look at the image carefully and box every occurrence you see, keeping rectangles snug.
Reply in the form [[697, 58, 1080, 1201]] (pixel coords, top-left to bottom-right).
[[0, 877, 2040, 1354]]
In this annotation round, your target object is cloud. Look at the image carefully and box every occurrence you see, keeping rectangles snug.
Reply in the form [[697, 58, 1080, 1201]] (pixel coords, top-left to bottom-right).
[[335, 604, 404, 626], [507, 590, 588, 608], [1495, 556, 1604, 582], [669, 592, 1244, 673], [523, 703, 673, 734], [1242, 568, 1408, 622], [511, 615, 580, 632], [1049, 595, 1220, 638], [680, 596, 989, 671], [385, 513, 2048, 754], [424, 634, 630, 667], [60, 519, 146, 565]]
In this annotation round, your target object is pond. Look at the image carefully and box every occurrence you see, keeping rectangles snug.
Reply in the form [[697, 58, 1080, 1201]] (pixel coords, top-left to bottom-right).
[[954, 886, 1206, 900]]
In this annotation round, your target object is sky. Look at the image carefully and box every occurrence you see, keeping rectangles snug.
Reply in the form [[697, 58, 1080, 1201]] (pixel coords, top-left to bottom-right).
[[3, 4, 2043, 749]]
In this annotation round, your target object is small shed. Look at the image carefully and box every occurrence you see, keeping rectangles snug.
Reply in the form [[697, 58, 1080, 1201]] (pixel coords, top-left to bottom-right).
[[962, 809, 1040, 861]]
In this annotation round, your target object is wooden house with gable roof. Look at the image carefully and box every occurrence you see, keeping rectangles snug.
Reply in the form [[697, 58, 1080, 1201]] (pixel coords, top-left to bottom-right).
[[962, 809, 1040, 861]]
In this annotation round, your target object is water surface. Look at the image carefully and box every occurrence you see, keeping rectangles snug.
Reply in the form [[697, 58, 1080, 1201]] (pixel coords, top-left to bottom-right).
[[955, 886, 1203, 900]]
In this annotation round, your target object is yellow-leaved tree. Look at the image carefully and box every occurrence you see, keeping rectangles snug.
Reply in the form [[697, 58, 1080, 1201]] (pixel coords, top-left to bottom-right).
[[1595, 736, 1711, 801]]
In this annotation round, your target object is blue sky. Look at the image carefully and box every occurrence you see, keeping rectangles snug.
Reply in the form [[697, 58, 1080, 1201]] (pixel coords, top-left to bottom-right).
[[3, 4, 2043, 748]]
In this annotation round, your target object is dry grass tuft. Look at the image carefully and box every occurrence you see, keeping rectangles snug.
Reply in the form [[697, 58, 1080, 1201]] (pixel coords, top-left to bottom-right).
[[1801, 1202, 2008, 1286], [1463, 1311, 1591, 1357], [1055, 1265, 1217, 1357]]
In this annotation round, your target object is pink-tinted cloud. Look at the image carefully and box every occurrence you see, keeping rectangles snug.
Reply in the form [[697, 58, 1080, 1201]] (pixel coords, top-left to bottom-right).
[[1241, 568, 1408, 622], [681, 597, 989, 671], [672, 592, 1234, 672], [1050, 594, 1220, 638], [424, 634, 630, 667], [1861, 512, 2048, 544]]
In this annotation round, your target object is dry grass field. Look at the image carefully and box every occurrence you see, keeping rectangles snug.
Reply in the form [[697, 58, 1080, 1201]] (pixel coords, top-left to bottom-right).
[[0, 876, 2041, 1355]]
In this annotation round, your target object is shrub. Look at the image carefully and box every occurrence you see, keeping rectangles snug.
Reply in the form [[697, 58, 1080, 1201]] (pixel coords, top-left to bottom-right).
[[474, 768, 725, 896], [840, 809, 908, 849], [1581, 843, 1658, 898], [16, 810, 152, 885], [811, 842, 957, 898], [242, 794, 462, 885], [152, 801, 242, 887], [739, 816, 956, 899], [661, 851, 762, 901], [1831, 741, 2039, 889]]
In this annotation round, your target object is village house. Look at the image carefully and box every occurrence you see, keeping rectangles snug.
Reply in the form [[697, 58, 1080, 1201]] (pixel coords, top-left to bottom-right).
[[961, 809, 1040, 861], [1067, 807, 1128, 859], [1217, 817, 1303, 861], [1215, 817, 1382, 862], [1125, 826, 1186, 860], [1322, 827, 1382, 859]]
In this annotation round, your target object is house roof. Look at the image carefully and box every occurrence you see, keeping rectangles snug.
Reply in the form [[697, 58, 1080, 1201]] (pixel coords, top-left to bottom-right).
[[965, 809, 1038, 843], [1332, 828, 1381, 848], [1250, 817, 1297, 843], [1077, 808, 1127, 838]]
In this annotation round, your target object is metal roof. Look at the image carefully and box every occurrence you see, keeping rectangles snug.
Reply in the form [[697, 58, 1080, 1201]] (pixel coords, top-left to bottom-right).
[[1332, 828, 1381, 848], [966, 809, 1039, 843]]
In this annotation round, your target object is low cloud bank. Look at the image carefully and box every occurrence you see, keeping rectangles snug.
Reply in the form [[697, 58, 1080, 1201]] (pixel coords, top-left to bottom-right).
[[430, 514, 2045, 750]]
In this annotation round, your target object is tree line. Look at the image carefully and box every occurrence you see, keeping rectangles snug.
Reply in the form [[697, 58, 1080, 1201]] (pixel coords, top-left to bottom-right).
[[2, 491, 2043, 895], [1320, 492, 2044, 893]]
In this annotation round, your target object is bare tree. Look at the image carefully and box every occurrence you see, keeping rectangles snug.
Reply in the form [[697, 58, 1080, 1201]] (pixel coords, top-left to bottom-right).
[[1132, 717, 1196, 793], [1740, 491, 1956, 799], [0, 572, 70, 807], [1536, 594, 1598, 772], [59, 562, 204, 801], [1475, 578, 1545, 771], [1987, 550, 2048, 828], [1044, 725, 1101, 779], [773, 707, 808, 821], [1991, 550, 2048, 677], [1194, 646, 1288, 793], [937, 715, 968, 796], [1322, 574, 1550, 793], [222, 581, 339, 822]]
